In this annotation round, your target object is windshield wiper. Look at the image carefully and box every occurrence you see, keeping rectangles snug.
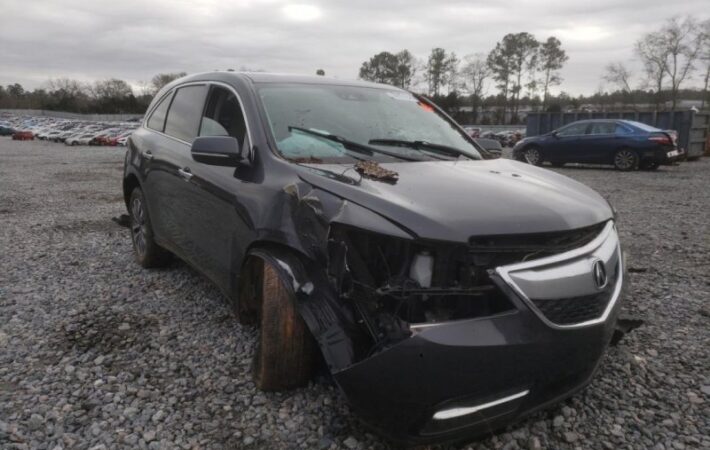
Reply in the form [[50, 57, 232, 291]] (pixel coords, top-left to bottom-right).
[[368, 138, 477, 160], [288, 126, 420, 161]]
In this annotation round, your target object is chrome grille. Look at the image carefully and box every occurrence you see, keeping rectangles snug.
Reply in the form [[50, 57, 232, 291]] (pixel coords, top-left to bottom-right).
[[495, 221, 623, 329]]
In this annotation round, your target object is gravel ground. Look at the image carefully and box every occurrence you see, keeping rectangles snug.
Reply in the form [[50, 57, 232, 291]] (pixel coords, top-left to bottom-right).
[[1, 138, 708, 450]]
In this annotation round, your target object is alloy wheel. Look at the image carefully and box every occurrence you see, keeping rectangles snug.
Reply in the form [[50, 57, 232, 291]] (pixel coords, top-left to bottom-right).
[[614, 150, 636, 170], [131, 197, 147, 257], [525, 148, 541, 165]]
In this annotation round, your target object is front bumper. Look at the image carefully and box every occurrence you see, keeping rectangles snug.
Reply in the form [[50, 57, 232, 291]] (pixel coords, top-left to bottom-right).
[[332, 222, 625, 444]]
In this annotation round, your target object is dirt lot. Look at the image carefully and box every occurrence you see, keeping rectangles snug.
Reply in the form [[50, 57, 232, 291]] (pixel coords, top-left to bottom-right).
[[1, 138, 708, 450]]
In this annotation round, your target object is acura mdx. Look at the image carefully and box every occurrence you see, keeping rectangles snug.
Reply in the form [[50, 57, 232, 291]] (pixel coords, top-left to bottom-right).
[[123, 72, 626, 444]]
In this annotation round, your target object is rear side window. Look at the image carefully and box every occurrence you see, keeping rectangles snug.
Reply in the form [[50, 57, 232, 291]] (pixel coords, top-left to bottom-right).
[[146, 93, 172, 132], [557, 122, 588, 136], [164, 85, 209, 143], [589, 122, 616, 135], [200, 86, 247, 147]]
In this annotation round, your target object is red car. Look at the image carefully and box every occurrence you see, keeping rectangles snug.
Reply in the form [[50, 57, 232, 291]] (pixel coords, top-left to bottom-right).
[[12, 131, 34, 140]]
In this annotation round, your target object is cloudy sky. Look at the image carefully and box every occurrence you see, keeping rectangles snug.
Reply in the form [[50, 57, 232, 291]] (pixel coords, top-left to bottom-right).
[[1, 0, 707, 95]]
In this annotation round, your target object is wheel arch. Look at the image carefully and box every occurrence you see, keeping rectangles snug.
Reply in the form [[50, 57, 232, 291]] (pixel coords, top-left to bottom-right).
[[123, 173, 141, 209], [236, 240, 360, 372]]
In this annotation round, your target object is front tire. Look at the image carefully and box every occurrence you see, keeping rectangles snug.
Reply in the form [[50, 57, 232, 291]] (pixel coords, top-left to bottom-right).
[[523, 146, 543, 166], [242, 253, 317, 391], [128, 188, 170, 268], [613, 148, 639, 171]]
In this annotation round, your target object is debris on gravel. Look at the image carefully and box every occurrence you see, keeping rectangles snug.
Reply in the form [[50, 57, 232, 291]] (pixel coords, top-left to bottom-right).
[[1, 139, 709, 449]]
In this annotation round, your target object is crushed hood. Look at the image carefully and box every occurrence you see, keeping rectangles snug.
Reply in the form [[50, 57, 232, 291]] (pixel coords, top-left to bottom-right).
[[297, 159, 613, 242]]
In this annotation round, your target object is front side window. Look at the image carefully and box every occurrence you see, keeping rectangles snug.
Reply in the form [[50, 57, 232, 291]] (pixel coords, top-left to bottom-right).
[[557, 122, 588, 136], [200, 86, 247, 147], [256, 84, 481, 163], [146, 93, 172, 132], [164, 85, 209, 143], [589, 122, 616, 135]]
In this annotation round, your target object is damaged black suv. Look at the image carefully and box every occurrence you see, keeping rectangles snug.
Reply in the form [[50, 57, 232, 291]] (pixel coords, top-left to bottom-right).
[[123, 72, 625, 445]]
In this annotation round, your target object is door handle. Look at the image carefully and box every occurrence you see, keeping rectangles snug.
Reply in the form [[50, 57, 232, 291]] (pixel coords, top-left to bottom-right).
[[143, 150, 153, 160], [178, 167, 193, 181]]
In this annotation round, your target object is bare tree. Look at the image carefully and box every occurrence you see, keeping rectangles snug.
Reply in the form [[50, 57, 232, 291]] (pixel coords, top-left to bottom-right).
[[538, 37, 568, 109], [699, 19, 710, 109], [635, 31, 669, 110], [660, 17, 702, 110], [603, 62, 635, 108], [150, 72, 187, 94], [461, 53, 490, 122]]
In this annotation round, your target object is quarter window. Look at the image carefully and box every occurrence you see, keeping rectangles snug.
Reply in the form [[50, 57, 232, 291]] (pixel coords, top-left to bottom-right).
[[146, 93, 172, 132], [164, 85, 209, 143], [615, 124, 634, 135], [200, 86, 247, 147]]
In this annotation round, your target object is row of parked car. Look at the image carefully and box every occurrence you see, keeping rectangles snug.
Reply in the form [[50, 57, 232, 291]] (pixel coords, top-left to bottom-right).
[[463, 126, 526, 148], [0, 115, 139, 147]]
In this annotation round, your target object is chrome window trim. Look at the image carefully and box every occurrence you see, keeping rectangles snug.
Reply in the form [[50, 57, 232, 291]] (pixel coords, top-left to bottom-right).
[[142, 80, 254, 160], [495, 220, 623, 330]]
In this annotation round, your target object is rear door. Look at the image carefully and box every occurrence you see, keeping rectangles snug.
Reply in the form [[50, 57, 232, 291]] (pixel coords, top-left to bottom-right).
[[136, 90, 174, 242], [584, 121, 618, 163]]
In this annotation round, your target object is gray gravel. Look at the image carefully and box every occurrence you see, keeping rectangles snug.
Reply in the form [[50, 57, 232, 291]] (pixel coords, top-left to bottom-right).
[[1, 139, 709, 450]]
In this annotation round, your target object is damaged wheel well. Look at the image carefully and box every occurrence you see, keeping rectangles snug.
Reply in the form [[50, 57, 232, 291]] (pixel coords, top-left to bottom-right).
[[123, 174, 140, 208], [237, 241, 361, 372]]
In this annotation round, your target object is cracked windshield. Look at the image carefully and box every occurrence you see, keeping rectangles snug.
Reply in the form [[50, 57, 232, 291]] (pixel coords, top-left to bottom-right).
[[257, 84, 482, 163]]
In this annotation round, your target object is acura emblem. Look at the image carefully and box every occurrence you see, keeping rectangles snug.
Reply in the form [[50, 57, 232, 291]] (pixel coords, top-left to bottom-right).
[[592, 260, 608, 289]]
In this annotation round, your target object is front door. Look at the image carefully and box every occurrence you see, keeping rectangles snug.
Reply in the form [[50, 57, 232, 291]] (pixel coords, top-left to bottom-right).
[[545, 121, 591, 163]]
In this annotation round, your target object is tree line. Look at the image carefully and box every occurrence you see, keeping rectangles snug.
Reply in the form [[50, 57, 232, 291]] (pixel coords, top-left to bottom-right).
[[359, 16, 709, 123], [1, 17, 708, 122], [0, 73, 186, 114], [358, 32, 568, 123], [604, 17, 710, 111]]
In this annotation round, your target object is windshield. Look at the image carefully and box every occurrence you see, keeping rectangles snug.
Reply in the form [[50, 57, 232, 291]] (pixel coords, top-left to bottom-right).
[[257, 84, 482, 163]]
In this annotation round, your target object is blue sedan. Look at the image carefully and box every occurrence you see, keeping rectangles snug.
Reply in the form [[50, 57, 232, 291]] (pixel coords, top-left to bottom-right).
[[513, 119, 683, 171]]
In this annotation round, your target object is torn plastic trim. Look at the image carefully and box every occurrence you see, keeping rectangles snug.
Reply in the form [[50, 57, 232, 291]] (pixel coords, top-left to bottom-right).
[[250, 246, 364, 371]]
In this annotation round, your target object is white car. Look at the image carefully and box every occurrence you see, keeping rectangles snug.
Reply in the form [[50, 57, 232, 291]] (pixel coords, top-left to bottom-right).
[[65, 133, 99, 146]]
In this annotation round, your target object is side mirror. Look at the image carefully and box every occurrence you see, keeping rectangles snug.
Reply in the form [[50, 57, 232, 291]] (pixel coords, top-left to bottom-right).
[[551, 130, 559, 137], [191, 136, 245, 167]]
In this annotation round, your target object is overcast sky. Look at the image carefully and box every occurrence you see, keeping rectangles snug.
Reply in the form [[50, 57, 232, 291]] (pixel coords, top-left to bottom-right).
[[1, 0, 707, 95]]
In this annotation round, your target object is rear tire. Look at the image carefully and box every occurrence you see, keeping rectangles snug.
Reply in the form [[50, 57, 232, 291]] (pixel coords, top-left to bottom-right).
[[523, 146, 543, 166], [613, 148, 639, 171], [247, 254, 317, 391], [128, 187, 171, 268]]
